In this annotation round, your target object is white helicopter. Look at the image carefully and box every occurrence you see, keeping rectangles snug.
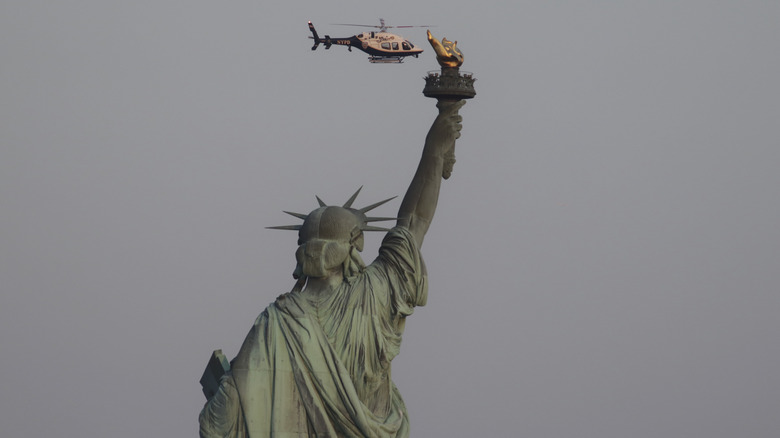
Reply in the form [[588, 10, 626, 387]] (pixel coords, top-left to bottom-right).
[[308, 19, 430, 63]]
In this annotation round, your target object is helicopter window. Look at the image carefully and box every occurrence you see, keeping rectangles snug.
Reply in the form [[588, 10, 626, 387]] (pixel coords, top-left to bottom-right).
[[381, 42, 391, 50], [392, 42, 399, 50], [371, 32, 375, 38], [402, 42, 411, 50], [407, 41, 414, 48]]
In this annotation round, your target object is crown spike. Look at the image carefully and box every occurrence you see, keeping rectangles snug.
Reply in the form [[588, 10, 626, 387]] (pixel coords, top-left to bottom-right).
[[365, 216, 398, 222], [359, 196, 397, 213], [343, 186, 363, 208], [267, 225, 303, 231], [316, 196, 327, 207], [283, 211, 308, 220]]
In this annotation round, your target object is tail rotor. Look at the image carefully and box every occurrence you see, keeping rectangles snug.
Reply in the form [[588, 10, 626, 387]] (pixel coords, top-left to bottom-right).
[[308, 21, 332, 50]]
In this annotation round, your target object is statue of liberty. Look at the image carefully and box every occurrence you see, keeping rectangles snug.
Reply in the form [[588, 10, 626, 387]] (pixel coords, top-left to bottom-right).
[[199, 32, 471, 438]]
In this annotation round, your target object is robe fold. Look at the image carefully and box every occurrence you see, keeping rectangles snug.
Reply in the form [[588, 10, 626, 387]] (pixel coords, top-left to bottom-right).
[[200, 227, 427, 438]]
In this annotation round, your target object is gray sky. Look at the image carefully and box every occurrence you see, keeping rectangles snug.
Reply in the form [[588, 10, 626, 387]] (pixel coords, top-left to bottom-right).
[[2, 1, 779, 437]]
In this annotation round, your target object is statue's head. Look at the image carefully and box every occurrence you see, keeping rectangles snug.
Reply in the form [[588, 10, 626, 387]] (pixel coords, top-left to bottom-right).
[[294, 206, 365, 278], [268, 188, 396, 280]]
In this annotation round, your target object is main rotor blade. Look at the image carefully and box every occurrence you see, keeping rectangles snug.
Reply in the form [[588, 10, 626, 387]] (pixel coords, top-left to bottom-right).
[[331, 23, 381, 28], [331, 23, 435, 29]]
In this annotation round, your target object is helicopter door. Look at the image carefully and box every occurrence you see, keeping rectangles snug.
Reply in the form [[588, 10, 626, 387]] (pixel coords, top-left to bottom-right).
[[392, 42, 399, 50]]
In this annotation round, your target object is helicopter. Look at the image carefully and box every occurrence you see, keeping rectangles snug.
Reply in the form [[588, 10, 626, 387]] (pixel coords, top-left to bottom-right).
[[307, 19, 428, 63]]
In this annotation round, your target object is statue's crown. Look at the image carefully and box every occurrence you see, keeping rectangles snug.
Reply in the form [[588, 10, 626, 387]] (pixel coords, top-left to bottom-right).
[[267, 187, 396, 238]]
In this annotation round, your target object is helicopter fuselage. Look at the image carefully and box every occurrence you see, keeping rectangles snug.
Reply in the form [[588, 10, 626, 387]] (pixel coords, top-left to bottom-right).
[[308, 22, 423, 63]]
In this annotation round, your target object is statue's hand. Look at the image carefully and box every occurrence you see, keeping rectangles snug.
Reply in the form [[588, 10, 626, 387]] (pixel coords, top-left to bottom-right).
[[429, 100, 465, 179], [432, 100, 465, 142]]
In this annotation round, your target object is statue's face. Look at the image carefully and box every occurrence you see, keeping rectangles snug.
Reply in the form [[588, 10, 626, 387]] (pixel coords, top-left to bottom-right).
[[293, 207, 364, 279]]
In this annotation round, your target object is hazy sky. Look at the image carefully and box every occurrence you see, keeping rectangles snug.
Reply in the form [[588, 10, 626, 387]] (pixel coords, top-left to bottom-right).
[[2, 1, 779, 437]]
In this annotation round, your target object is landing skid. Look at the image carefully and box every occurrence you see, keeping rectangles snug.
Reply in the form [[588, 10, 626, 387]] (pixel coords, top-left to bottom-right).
[[368, 56, 404, 64]]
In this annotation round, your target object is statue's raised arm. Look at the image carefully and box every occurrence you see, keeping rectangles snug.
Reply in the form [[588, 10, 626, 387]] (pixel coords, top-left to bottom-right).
[[397, 100, 465, 247]]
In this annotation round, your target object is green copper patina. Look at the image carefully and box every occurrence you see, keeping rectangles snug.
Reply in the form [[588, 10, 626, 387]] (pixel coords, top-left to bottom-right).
[[199, 49, 472, 437]]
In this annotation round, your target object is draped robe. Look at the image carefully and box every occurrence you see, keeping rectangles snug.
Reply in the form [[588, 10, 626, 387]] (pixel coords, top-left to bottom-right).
[[199, 227, 427, 437]]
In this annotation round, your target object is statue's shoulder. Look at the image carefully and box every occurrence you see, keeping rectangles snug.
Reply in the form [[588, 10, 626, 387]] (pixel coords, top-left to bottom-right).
[[377, 226, 422, 258], [262, 291, 308, 318]]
